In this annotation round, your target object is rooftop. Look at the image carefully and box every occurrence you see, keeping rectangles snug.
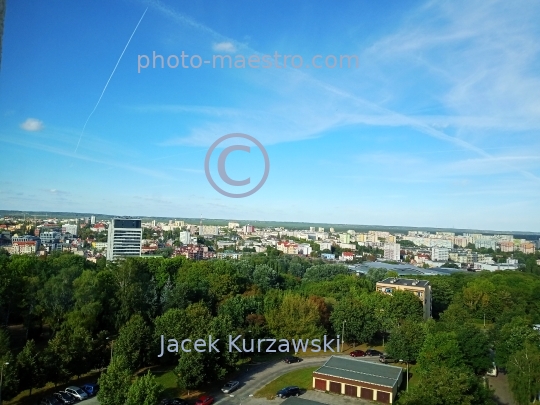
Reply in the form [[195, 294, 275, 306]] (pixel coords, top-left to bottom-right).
[[314, 356, 403, 389], [378, 277, 430, 287]]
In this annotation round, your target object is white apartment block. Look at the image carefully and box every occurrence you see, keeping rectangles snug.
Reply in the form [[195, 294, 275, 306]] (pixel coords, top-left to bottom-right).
[[317, 241, 333, 250], [383, 243, 401, 261], [179, 231, 191, 245], [339, 233, 351, 244], [431, 247, 449, 262]]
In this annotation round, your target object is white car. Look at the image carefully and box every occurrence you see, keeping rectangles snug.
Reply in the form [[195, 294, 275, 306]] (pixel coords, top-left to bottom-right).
[[64, 386, 88, 401], [221, 381, 240, 394]]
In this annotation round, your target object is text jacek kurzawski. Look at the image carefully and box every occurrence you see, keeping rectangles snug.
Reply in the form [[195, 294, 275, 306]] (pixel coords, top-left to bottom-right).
[[157, 335, 342, 357]]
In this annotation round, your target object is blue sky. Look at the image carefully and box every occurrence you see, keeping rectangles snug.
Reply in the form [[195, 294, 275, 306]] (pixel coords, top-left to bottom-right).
[[1, 0, 540, 231]]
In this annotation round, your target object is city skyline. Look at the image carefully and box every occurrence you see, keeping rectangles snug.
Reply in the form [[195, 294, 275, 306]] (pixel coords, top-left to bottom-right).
[[1, 0, 540, 231]]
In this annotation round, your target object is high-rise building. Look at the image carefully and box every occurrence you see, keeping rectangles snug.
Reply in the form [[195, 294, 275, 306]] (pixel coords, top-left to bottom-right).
[[106, 218, 142, 260], [383, 243, 401, 261], [90, 215, 96, 225]]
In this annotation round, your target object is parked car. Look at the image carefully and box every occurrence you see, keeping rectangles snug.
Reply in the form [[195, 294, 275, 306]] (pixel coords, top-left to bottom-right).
[[169, 399, 188, 405], [221, 381, 240, 393], [39, 396, 63, 405], [379, 354, 396, 364], [63, 386, 88, 401], [365, 348, 382, 356], [160, 399, 188, 405], [81, 383, 99, 397], [195, 395, 214, 405], [349, 350, 365, 357], [283, 356, 301, 364], [53, 392, 75, 405], [486, 362, 498, 377], [276, 386, 301, 398]]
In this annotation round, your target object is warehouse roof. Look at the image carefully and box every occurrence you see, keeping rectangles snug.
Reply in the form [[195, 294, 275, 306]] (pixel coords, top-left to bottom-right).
[[314, 356, 403, 389]]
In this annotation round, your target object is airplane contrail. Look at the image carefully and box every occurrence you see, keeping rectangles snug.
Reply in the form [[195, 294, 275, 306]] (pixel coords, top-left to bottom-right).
[[74, 7, 148, 154]]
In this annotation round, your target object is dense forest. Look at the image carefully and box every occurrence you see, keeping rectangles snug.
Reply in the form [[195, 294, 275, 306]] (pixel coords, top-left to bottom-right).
[[0, 248, 539, 404]]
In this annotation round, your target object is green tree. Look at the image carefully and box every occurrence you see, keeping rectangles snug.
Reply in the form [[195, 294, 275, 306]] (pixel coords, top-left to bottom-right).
[[97, 355, 132, 405], [175, 351, 207, 390], [507, 343, 540, 405], [16, 340, 45, 396], [114, 314, 152, 372], [302, 264, 349, 283], [330, 295, 378, 344], [125, 371, 164, 405], [265, 293, 325, 341], [252, 264, 281, 292]]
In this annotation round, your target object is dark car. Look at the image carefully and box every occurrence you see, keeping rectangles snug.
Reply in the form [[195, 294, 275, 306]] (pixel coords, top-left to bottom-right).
[[349, 350, 365, 357], [39, 396, 63, 405], [53, 392, 75, 405], [160, 399, 188, 405], [283, 356, 301, 364], [379, 354, 396, 364], [276, 386, 301, 398], [81, 383, 99, 397], [365, 348, 382, 356]]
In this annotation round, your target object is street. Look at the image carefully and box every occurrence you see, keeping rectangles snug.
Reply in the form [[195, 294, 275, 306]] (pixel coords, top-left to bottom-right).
[[83, 354, 381, 405]]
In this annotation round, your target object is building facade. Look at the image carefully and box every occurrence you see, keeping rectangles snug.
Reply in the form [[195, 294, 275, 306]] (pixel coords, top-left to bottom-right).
[[383, 243, 401, 261], [106, 218, 142, 260]]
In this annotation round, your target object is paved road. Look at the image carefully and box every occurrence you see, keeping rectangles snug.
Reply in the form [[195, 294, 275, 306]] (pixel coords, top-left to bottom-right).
[[83, 354, 381, 405], [216, 354, 380, 405]]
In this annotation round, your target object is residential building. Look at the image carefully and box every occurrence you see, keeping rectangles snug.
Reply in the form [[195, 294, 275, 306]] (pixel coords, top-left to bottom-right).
[[318, 227, 324, 232], [383, 243, 401, 261], [297, 243, 312, 256], [376, 277, 432, 320], [91, 223, 107, 232], [321, 253, 335, 260], [277, 241, 299, 255], [338, 243, 356, 250], [339, 233, 351, 244], [313, 356, 403, 403], [499, 241, 514, 252], [7, 240, 39, 255], [431, 247, 449, 262], [228, 222, 240, 229], [317, 241, 333, 250], [90, 215, 96, 225], [199, 225, 219, 236], [475, 238, 497, 250], [453, 236, 469, 248], [519, 242, 536, 254], [106, 218, 142, 260], [329, 227, 335, 233], [179, 231, 191, 245]]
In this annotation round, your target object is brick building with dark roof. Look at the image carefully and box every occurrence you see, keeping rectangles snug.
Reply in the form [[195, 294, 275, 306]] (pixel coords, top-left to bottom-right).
[[313, 356, 403, 403]]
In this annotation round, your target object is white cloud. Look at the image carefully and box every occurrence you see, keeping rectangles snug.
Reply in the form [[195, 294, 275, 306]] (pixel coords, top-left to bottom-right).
[[20, 118, 44, 131], [212, 41, 237, 53]]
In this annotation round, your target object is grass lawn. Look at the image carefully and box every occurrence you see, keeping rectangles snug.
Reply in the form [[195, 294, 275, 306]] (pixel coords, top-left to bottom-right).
[[153, 369, 183, 398], [254, 366, 319, 399]]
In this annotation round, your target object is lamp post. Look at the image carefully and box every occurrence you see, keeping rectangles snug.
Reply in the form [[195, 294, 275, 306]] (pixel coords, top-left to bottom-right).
[[0, 362, 9, 405], [341, 320, 346, 352], [106, 337, 115, 362]]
